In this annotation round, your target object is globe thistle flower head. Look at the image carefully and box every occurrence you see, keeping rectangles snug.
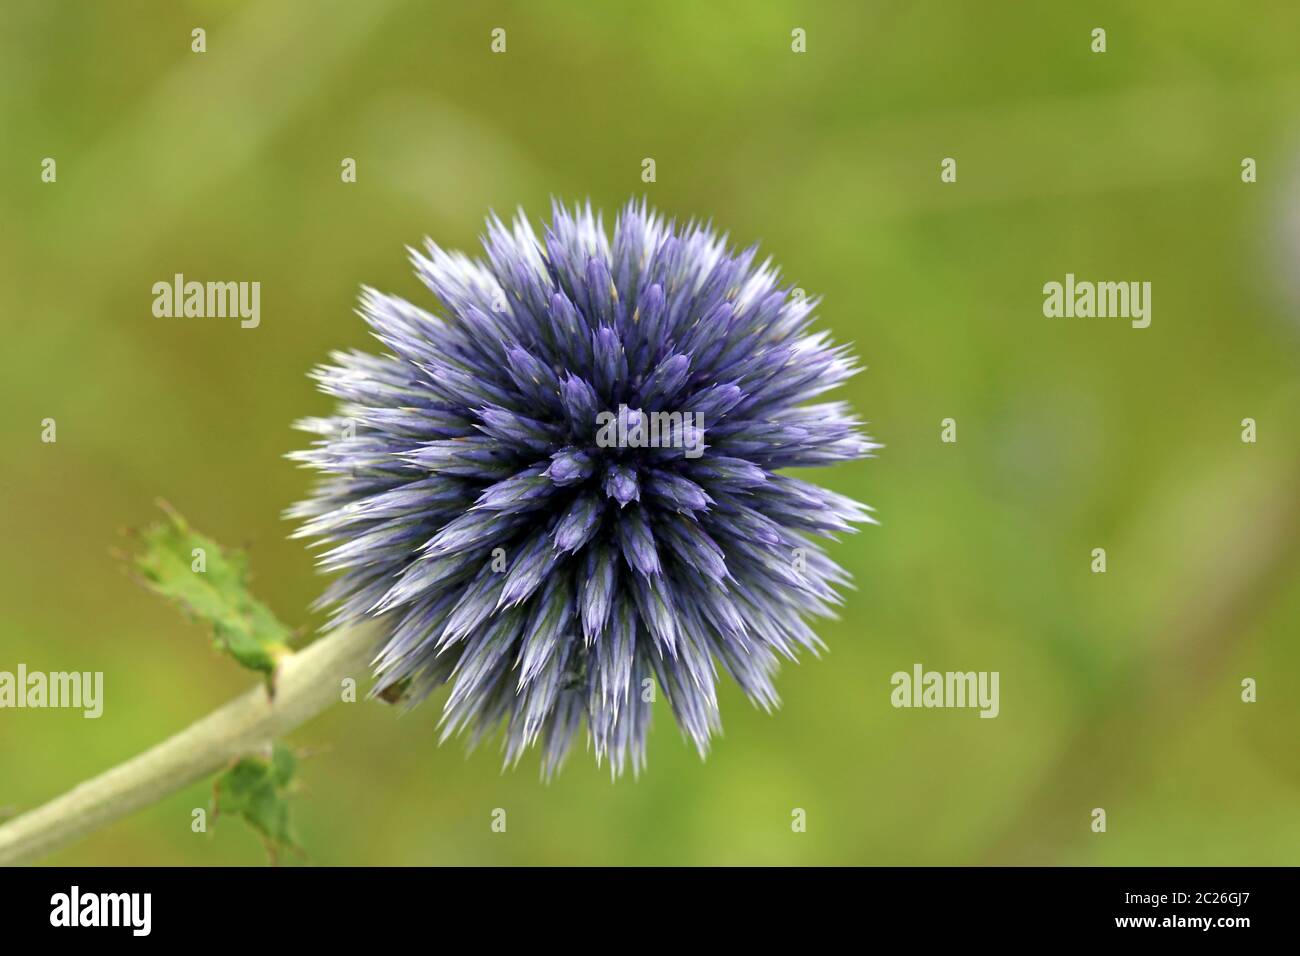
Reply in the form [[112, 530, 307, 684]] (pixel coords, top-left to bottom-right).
[[288, 199, 877, 777]]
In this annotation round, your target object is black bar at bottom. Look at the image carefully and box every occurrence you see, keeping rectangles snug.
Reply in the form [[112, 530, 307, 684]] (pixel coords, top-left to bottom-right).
[[0, 866, 1284, 940]]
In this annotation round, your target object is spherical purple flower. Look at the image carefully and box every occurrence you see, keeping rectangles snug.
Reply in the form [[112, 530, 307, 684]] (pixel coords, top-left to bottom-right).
[[288, 199, 877, 776]]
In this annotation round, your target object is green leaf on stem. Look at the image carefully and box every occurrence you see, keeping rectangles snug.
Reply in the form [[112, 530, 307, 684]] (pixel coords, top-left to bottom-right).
[[213, 743, 299, 862], [126, 501, 293, 685]]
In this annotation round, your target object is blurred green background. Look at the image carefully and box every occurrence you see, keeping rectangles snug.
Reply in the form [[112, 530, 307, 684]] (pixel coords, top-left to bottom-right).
[[2, 0, 1298, 865]]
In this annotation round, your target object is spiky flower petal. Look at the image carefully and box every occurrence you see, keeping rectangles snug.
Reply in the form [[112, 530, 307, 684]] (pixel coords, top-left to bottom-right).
[[289, 199, 877, 777]]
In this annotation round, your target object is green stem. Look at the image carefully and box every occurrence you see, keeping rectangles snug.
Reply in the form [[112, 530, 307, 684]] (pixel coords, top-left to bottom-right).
[[0, 623, 378, 865]]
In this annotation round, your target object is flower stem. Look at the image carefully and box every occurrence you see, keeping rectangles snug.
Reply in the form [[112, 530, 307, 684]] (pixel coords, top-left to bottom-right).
[[0, 623, 379, 865]]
